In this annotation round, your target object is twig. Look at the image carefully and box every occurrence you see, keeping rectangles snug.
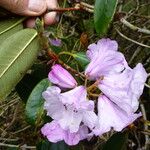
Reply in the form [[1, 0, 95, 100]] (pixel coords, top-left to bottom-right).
[[133, 130, 141, 149], [80, 2, 94, 9], [0, 137, 19, 142], [58, 59, 85, 78], [1, 104, 19, 137], [118, 11, 150, 20], [140, 103, 149, 149], [120, 18, 150, 34], [131, 14, 150, 19], [0, 143, 36, 149], [48, 6, 81, 12], [11, 125, 31, 134], [48, 3, 94, 13], [129, 47, 141, 65], [115, 28, 150, 48], [145, 83, 150, 89], [140, 131, 150, 136], [47, 49, 85, 78], [0, 100, 18, 116]]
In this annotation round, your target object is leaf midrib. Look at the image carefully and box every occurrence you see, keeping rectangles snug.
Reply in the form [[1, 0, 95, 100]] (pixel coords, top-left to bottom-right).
[[0, 18, 25, 35], [0, 31, 37, 79]]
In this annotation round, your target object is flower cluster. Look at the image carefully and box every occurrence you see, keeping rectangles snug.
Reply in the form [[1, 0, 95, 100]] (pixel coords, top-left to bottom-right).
[[41, 39, 147, 145]]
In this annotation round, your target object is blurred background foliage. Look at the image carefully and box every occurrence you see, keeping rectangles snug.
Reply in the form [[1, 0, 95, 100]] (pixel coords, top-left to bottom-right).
[[0, 0, 150, 149]]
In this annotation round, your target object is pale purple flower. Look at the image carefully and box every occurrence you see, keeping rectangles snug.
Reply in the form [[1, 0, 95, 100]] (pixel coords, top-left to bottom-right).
[[93, 95, 142, 136], [42, 86, 65, 120], [41, 120, 89, 145], [41, 120, 64, 143], [42, 86, 97, 133], [98, 63, 147, 114], [64, 125, 89, 145], [48, 64, 77, 88], [49, 39, 62, 47], [129, 63, 147, 103], [85, 38, 128, 80]]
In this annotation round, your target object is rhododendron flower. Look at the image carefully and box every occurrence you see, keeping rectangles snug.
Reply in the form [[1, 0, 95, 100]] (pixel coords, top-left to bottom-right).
[[98, 63, 147, 114], [41, 120, 89, 145], [93, 95, 142, 136], [42, 86, 97, 133], [48, 64, 77, 88], [85, 38, 128, 80], [41, 38, 147, 146]]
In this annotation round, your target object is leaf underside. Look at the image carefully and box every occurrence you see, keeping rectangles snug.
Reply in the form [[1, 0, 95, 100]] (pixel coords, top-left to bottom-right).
[[0, 28, 40, 100]]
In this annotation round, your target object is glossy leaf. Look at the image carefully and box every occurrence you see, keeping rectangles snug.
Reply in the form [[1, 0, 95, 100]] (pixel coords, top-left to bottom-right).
[[16, 64, 48, 102], [102, 132, 128, 150], [25, 78, 50, 125], [0, 18, 24, 43], [0, 29, 40, 100], [37, 140, 68, 150], [94, 0, 118, 34], [50, 141, 69, 150], [37, 140, 52, 150], [73, 52, 89, 69]]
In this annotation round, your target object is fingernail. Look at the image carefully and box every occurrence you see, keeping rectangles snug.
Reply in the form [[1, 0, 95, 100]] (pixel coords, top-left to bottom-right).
[[56, 14, 60, 22], [28, 0, 45, 12]]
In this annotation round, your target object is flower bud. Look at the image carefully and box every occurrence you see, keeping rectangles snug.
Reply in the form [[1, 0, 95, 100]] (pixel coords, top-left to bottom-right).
[[48, 64, 77, 88]]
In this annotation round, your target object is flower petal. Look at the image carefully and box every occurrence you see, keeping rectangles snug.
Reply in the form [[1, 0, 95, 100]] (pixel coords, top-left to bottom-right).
[[58, 107, 83, 133], [82, 111, 97, 130], [41, 121, 64, 143], [87, 38, 118, 60], [64, 131, 80, 146], [48, 64, 77, 88], [63, 125, 90, 146], [49, 39, 62, 47], [42, 86, 65, 120], [99, 69, 133, 113], [99, 63, 147, 113], [93, 95, 142, 136], [85, 39, 127, 80]]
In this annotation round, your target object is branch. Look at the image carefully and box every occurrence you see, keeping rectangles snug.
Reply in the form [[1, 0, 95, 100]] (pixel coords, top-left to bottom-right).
[[115, 28, 150, 48], [120, 18, 150, 34], [48, 2, 94, 13], [0, 143, 36, 149], [140, 103, 149, 149]]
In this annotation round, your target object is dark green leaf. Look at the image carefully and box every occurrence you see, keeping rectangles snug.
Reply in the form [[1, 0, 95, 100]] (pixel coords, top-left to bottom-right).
[[16, 64, 48, 102], [50, 45, 62, 54], [0, 29, 40, 100], [102, 132, 128, 150], [73, 52, 89, 69], [94, 0, 118, 34], [25, 78, 50, 125], [37, 140, 52, 150], [51, 141, 69, 150], [37, 140, 68, 150]]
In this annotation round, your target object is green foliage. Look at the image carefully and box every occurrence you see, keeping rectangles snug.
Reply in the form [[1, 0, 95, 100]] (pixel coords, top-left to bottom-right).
[[16, 63, 48, 102], [94, 0, 118, 35], [25, 78, 50, 125], [51, 141, 69, 150], [37, 140, 68, 150], [73, 52, 89, 69], [0, 29, 40, 100], [0, 18, 24, 43], [37, 140, 52, 150], [102, 132, 128, 150]]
